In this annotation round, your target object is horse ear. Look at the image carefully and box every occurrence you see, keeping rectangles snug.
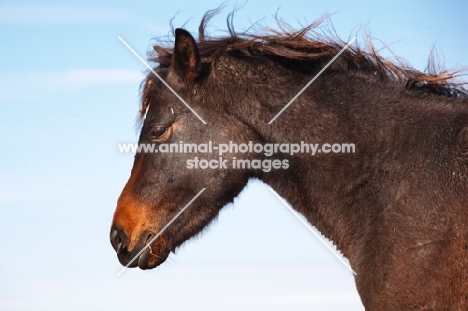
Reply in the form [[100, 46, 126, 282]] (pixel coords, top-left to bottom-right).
[[171, 28, 201, 82]]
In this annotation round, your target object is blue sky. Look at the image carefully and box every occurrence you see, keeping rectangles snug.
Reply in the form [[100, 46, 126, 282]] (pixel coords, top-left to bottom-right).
[[1, 1, 467, 310]]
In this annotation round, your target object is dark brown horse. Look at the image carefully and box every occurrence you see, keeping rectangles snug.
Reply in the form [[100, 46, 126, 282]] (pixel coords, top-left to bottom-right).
[[110, 14, 468, 310]]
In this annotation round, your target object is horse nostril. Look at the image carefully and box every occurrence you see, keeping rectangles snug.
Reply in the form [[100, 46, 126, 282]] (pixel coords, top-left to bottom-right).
[[110, 225, 128, 254], [146, 233, 154, 244]]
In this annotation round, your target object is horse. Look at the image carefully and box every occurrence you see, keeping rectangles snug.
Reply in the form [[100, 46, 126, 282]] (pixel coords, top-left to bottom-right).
[[110, 13, 468, 310]]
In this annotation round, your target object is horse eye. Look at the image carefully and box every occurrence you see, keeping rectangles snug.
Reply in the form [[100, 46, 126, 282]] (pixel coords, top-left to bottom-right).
[[149, 126, 168, 141]]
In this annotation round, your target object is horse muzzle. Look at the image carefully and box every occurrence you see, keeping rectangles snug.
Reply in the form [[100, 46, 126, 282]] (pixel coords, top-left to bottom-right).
[[110, 225, 169, 270]]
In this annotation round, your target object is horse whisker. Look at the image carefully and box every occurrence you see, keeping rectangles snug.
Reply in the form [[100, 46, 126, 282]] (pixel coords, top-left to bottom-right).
[[147, 243, 164, 259]]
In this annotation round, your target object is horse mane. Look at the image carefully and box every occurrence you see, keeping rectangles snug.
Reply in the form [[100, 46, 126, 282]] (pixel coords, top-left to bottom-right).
[[143, 11, 468, 117]]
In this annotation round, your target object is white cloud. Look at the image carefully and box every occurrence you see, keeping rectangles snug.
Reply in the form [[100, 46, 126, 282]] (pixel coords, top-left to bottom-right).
[[0, 5, 127, 24], [0, 69, 144, 100]]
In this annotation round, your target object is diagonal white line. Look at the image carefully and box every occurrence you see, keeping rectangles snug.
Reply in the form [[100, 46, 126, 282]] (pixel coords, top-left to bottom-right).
[[117, 188, 206, 276], [267, 188, 357, 275], [118, 36, 207, 125], [268, 37, 356, 124]]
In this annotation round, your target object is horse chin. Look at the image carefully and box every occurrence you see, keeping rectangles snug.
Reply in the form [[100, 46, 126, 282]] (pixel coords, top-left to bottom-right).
[[137, 245, 169, 270]]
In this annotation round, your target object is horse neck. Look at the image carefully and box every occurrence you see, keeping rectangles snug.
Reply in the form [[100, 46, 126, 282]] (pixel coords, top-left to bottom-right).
[[257, 149, 374, 262], [230, 87, 378, 260], [226, 70, 468, 262]]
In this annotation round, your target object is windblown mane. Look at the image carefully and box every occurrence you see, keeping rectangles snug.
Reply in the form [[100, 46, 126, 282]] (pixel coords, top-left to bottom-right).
[[142, 12, 468, 117]]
